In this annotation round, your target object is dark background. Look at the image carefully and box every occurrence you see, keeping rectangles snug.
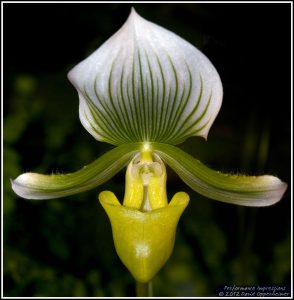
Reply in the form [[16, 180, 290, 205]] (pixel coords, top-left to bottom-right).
[[3, 3, 291, 297]]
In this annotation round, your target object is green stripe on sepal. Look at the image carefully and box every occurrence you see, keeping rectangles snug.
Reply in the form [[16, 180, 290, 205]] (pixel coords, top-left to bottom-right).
[[11, 143, 142, 200], [153, 143, 287, 206], [68, 9, 222, 146]]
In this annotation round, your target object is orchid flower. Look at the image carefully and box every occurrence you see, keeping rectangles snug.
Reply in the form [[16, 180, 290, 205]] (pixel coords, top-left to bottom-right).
[[11, 8, 287, 289]]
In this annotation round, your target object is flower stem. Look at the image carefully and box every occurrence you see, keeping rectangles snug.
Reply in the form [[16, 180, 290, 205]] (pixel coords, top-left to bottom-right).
[[136, 281, 153, 297]]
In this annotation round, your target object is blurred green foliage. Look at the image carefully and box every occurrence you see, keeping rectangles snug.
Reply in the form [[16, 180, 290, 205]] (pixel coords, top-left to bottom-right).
[[3, 3, 291, 297]]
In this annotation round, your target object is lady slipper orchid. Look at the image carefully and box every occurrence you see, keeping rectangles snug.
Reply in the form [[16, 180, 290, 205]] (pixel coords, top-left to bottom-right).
[[11, 8, 287, 287]]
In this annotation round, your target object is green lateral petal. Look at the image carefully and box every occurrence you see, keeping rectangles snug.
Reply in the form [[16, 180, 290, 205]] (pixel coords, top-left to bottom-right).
[[153, 143, 287, 206], [11, 143, 142, 200], [68, 8, 222, 145]]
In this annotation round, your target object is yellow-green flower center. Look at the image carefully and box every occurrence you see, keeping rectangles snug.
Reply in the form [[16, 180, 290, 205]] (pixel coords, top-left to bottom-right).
[[99, 144, 189, 282]]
